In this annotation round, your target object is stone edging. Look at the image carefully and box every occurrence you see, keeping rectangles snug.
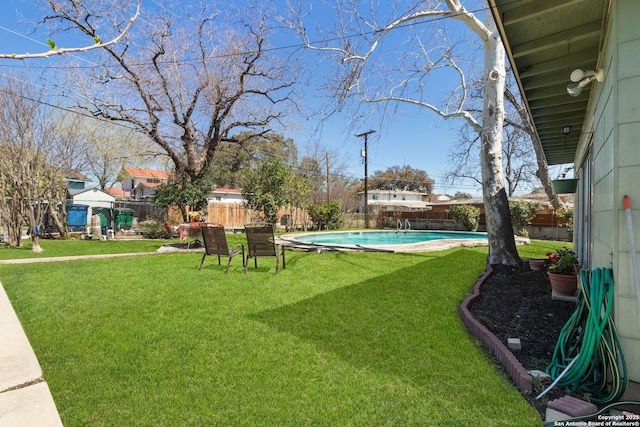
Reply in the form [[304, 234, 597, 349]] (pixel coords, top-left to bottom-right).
[[458, 265, 533, 392]]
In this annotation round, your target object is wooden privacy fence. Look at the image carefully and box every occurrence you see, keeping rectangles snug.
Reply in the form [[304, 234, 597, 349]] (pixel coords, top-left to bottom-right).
[[205, 203, 311, 231], [380, 210, 567, 229]]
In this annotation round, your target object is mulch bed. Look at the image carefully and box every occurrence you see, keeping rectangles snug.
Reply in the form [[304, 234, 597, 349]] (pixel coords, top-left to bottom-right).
[[468, 263, 578, 417]]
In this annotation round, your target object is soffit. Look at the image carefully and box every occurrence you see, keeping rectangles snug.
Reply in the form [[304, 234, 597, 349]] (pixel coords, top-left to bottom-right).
[[489, 0, 609, 165]]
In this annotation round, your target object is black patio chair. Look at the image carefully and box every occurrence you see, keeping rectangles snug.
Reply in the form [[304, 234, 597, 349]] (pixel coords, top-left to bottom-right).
[[244, 223, 285, 274], [198, 223, 245, 273]]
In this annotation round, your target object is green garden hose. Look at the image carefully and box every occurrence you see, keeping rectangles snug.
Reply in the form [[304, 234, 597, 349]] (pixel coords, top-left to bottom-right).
[[545, 268, 628, 404]]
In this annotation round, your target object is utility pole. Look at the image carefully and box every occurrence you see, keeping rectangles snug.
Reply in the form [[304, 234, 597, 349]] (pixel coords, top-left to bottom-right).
[[326, 152, 330, 204], [356, 130, 376, 228]]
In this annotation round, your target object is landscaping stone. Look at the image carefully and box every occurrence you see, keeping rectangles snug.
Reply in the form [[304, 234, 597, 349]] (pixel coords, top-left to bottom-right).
[[545, 395, 597, 422], [507, 337, 522, 351], [528, 369, 550, 380]]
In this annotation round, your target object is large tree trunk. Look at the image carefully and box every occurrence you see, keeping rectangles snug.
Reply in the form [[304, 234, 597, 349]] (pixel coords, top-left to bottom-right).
[[1, 189, 23, 248], [532, 136, 565, 209], [47, 202, 67, 238], [481, 18, 520, 266], [25, 199, 43, 253], [504, 89, 565, 209]]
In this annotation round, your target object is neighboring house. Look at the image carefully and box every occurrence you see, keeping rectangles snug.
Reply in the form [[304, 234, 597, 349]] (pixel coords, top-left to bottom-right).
[[133, 181, 162, 200], [490, 1, 640, 384], [357, 189, 431, 212], [62, 168, 91, 191], [119, 167, 172, 200], [207, 188, 244, 204], [105, 187, 131, 200]]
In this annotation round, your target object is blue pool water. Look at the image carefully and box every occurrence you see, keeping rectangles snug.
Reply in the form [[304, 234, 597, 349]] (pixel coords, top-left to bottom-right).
[[293, 230, 487, 246]]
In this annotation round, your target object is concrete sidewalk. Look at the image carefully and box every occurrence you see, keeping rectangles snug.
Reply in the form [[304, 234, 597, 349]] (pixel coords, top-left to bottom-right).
[[0, 283, 62, 426]]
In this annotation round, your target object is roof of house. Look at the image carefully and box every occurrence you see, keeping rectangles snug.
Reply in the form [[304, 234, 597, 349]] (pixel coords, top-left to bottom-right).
[[62, 168, 91, 182], [211, 188, 242, 194], [122, 167, 172, 180], [356, 189, 429, 196], [105, 188, 130, 197], [134, 181, 162, 189], [488, 0, 607, 165], [68, 187, 115, 201]]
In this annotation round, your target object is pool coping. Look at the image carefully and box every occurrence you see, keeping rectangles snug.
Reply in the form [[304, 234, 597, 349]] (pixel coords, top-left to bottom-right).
[[277, 230, 529, 253]]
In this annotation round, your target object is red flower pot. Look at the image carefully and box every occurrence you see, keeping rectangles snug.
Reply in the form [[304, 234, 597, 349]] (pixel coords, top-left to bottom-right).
[[547, 272, 578, 295]]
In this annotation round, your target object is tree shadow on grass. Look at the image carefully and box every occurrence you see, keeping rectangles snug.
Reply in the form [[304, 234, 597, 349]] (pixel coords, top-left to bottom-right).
[[251, 249, 487, 387]]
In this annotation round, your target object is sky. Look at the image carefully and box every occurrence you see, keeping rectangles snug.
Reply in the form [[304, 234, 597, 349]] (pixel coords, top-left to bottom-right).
[[0, 0, 554, 198]]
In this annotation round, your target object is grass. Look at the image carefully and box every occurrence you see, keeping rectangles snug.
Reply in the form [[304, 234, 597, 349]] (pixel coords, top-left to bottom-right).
[[0, 238, 165, 260], [0, 238, 564, 426]]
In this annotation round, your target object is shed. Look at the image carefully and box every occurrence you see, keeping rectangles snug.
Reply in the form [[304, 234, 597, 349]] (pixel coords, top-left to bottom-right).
[[69, 188, 115, 228]]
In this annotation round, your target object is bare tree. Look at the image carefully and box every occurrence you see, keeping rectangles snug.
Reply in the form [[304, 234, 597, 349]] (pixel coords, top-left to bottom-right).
[[44, 1, 300, 189], [57, 117, 162, 190], [445, 107, 537, 197], [284, 0, 520, 265], [445, 74, 564, 206], [0, 77, 68, 251], [298, 139, 355, 206]]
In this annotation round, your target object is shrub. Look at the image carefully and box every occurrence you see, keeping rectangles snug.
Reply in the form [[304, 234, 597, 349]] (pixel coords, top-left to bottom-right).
[[449, 204, 480, 232], [309, 201, 342, 230], [555, 207, 574, 231], [509, 200, 542, 237], [138, 220, 170, 239]]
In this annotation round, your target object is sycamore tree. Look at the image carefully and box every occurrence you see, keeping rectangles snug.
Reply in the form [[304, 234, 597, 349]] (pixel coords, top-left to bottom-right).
[[41, 0, 300, 198], [445, 76, 565, 207], [503, 86, 566, 209], [283, 0, 520, 265], [0, 0, 140, 59]]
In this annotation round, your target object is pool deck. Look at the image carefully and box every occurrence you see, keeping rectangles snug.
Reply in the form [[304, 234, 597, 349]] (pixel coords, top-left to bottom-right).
[[277, 231, 530, 253]]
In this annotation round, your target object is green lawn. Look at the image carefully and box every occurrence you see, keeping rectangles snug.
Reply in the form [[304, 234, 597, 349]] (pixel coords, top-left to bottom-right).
[[1, 238, 561, 426], [0, 238, 165, 259]]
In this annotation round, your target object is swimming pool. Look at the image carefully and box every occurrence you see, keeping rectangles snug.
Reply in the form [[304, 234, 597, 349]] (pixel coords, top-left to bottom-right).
[[280, 230, 490, 253]]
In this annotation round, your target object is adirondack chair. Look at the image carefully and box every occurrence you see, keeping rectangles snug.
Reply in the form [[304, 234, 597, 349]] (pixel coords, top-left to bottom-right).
[[198, 223, 245, 273], [244, 223, 285, 274]]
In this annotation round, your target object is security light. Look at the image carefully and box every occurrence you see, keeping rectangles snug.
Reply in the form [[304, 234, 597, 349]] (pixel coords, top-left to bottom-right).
[[567, 68, 604, 97]]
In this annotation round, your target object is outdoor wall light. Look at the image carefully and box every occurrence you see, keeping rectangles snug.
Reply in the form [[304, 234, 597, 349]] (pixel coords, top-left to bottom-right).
[[567, 68, 604, 97]]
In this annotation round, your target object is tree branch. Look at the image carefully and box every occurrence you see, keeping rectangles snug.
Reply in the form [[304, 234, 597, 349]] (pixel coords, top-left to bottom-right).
[[0, 0, 140, 59]]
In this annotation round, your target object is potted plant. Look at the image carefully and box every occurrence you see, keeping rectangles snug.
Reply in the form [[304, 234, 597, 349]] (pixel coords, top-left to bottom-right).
[[528, 258, 546, 270], [552, 179, 578, 194], [552, 168, 578, 194], [546, 247, 579, 295]]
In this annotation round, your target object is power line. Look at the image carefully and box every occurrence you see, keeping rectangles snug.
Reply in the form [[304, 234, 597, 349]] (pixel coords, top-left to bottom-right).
[[0, 1, 503, 71]]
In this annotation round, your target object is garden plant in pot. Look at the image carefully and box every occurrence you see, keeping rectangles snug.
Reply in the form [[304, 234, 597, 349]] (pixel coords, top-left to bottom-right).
[[528, 258, 546, 270], [546, 247, 580, 295]]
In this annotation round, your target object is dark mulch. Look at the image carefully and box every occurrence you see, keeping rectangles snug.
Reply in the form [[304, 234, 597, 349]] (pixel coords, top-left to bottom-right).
[[468, 262, 578, 417]]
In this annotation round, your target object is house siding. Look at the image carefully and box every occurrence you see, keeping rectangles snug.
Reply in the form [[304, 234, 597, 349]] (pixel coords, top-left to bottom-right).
[[615, 0, 640, 382], [578, 0, 640, 381]]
